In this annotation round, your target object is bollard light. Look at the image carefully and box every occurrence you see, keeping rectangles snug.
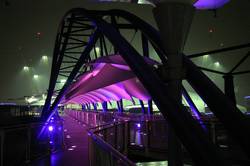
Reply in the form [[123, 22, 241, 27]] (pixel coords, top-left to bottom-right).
[[48, 125, 54, 132]]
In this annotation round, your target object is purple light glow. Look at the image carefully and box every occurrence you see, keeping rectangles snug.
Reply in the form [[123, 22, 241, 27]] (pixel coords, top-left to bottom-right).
[[136, 123, 141, 128], [194, 0, 230, 10], [63, 55, 155, 105], [48, 126, 54, 132], [49, 141, 53, 144], [244, 96, 250, 99]]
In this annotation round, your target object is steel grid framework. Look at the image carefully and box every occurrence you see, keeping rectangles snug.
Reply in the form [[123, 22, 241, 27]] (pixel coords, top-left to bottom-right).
[[42, 8, 250, 165]]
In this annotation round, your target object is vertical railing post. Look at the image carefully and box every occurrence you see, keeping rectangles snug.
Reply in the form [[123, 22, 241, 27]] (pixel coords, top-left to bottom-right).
[[145, 120, 150, 155], [26, 125, 31, 163], [124, 122, 128, 155], [147, 100, 153, 115], [139, 100, 146, 114], [211, 122, 216, 144], [114, 124, 118, 149]]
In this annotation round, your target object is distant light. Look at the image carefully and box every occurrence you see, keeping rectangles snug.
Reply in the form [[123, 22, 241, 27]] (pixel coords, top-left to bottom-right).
[[208, 28, 214, 33], [68, 148, 74, 151], [49, 141, 53, 144], [33, 75, 39, 79], [203, 54, 209, 59], [42, 55, 48, 61], [26, 96, 38, 103], [23, 66, 29, 71], [71, 145, 76, 148], [48, 126, 54, 132], [95, 47, 100, 54], [136, 123, 141, 128], [245, 96, 250, 99], [35, 32, 42, 39], [214, 62, 220, 67], [60, 79, 66, 83]]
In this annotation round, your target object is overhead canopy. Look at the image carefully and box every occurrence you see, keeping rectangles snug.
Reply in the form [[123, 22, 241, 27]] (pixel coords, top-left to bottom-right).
[[63, 55, 158, 105], [194, 0, 230, 9]]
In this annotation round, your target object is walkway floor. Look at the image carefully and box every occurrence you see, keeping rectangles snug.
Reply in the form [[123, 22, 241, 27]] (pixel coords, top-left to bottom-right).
[[31, 114, 89, 166]]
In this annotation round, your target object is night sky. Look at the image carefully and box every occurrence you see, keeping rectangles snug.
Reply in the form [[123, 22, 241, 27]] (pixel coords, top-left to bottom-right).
[[0, 0, 249, 106]]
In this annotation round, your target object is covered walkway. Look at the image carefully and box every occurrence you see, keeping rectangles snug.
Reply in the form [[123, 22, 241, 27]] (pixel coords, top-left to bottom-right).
[[31, 114, 89, 166]]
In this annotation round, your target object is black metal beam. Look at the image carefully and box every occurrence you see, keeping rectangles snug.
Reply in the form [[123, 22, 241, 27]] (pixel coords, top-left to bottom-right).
[[102, 35, 108, 56], [60, 65, 75, 70], [229, 52, 250, 73], [65, 44, 86, 51], [68, 34, 92, 37], [141, 32, 149, 57], [67, 36, 87, 43], [46, 30, 100, 120], [62, 61, 78, 63], [198, 66, 226, 75], [64, 51, 83, 54], [187, 43, 250, 58], [182, 86, 202, 117], [92, 12, 226, 165], [111, 15, 119, 54], [42, 16, 73, 119], [58, 73, 69, 78], [100, 34, 104, 56], [70, 28, 92, 34], [59, 71, 72, 73], [232, 70, 250, 75], [64, 55, 79, 61], [61, 42, 84, 45], [112, 7, 250, 157], [116, 23, 137, 29]]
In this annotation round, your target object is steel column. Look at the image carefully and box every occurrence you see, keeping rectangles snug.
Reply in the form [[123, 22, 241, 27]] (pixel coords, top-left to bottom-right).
[[139, 100, 146, 114], [147, 100, 153, 115], [223, 74, 236, 105], [102, 102, 108, 112]]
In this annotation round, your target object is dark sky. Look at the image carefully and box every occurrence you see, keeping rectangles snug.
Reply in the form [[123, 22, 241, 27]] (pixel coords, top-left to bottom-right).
[[0, 0, 249, 105]]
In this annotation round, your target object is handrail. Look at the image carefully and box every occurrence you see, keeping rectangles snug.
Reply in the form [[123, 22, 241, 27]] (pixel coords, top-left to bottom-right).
[[86, 117, 135, 166], [88, 129, 136, 166]]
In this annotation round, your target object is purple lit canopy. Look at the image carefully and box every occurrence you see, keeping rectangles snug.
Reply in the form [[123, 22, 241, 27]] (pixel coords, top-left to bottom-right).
[[194, 0, 230, 9], [63, 55, 158, 105]]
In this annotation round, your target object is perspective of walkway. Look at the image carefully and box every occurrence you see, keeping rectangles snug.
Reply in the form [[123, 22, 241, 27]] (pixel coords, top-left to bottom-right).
[[31, 114, 89, 166]]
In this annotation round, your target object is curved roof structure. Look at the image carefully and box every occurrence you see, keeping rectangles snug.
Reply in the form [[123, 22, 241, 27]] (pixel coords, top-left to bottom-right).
[[64, 55, 158, 104]]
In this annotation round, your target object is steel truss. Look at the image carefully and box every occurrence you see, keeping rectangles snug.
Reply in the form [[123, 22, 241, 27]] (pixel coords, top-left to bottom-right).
[[42, 8, 250, 165]]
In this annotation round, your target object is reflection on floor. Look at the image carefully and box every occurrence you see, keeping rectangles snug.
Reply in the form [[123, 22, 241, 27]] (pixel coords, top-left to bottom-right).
[[31, 114, 89, 166]]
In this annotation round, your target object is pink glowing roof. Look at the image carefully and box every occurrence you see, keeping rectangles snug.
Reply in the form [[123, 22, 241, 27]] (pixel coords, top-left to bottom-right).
[[64, 55, 158, 104]]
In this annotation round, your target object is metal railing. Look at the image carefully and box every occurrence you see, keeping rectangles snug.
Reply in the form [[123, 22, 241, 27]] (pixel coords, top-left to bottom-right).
[[67, 109, 250, 165], [88, 123, 136, 166], [0, 120, 64, 166]]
